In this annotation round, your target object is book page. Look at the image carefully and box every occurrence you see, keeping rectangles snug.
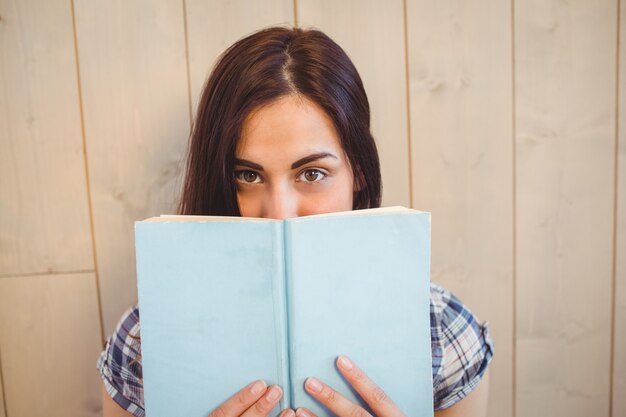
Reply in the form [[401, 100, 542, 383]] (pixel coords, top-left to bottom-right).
[[142, 206, 422, 223]]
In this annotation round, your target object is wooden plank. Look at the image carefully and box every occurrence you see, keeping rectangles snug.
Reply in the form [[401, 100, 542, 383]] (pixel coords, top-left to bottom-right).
[[406, 1, 513, 416], [186, 0, 294, 113], [297, 0, 411, 206], [515, 1, 617, 416], [72, 0, 191, 334], [0, 273, 102, 417], [0, 348, 6, 417], [613, 1, 626, 415], [0, 0, 93, 275]]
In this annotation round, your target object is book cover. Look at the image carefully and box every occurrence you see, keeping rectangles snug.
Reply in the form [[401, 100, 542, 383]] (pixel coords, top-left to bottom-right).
[[135, 207, 433, 417]]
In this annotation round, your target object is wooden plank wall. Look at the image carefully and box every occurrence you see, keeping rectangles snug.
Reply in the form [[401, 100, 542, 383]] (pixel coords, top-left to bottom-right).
[[614, 1, 625, 416], [515, 1, 617, 416], [0, 1, 623, 417], [0, 0, 102, 416], [406, 1, 514, 416], [0, 348, 6, 417], [0, 0, 94, 276], [0, 274, 102, 417]]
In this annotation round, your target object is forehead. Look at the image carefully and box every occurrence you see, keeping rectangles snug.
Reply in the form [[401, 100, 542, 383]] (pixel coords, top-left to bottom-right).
[[236, 95, 344, 158]]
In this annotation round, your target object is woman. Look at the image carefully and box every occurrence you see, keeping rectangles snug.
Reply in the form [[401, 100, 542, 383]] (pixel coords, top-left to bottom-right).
[[98, 26, 493, 417]]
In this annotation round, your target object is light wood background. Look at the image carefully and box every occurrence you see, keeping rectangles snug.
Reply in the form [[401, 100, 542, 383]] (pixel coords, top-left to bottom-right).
[[0, 1, 623, 417]]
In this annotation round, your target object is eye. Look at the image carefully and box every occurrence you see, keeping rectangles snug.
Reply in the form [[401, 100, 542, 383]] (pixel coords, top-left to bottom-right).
[[235, 170, 263, 184], [297, 168, 327, 183]]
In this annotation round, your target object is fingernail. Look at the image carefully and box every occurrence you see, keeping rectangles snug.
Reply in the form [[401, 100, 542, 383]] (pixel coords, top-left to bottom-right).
[[281, 410, 296, 417], [338, 355, 353, 371], [296, 408, 312, 417], [305, 377, 323, 393], [265, 385, 282, 402], [250, 380, 266, 395]]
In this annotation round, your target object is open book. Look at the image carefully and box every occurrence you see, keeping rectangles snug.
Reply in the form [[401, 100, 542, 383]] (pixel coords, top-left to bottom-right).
[[135, 206, 433, 417]]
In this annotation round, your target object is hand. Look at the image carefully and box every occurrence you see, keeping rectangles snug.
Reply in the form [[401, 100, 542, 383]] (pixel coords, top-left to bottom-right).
[[207, 380, 295, 417], [295, 356, 406, 417]]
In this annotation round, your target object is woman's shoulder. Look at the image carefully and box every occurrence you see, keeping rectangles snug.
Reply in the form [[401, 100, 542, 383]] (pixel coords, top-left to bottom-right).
[[104, 304, 142, 357], [429, 282, 494, 410], [97, 305, 145, 416], [429, 281, 490, 339], [115, 304, 141, 335]]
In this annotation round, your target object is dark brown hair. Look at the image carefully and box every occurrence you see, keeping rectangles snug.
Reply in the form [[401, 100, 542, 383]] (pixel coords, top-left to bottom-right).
[[178, 26, 381, 215]]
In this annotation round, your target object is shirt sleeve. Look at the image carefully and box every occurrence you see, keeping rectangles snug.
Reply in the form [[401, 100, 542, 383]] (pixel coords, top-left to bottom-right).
[[430, 283, 494, 410], [96, 305, 146, 417]]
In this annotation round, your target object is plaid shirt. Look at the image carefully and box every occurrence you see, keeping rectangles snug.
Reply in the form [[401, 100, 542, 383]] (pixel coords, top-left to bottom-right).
[[97, 282, 493, 415]]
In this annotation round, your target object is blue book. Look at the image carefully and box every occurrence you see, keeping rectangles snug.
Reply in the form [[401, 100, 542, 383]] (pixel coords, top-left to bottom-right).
[[135, 207, 433, 417]]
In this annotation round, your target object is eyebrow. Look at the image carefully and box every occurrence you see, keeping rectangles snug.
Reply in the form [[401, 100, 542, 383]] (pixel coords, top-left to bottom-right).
[[234, 159, 264, 171], [291, 152, 337, 169], [234, 152, 338, 171]]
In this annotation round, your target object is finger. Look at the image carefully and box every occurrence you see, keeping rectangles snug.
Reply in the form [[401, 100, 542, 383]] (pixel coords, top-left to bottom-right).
[[207, 380, 267, 417], [294, 407, 317, 417], [303, 377, 373, 417], [278, 409, 296, 417], [241, 384, 283, 417], [336, 356, 404, 416]]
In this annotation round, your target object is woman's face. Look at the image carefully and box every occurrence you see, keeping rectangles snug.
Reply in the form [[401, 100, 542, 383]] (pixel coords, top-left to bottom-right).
[[235, 95, 355, 219]]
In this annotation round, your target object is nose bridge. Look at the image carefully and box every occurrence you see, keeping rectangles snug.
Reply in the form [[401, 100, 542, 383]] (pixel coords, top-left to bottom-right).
[[264, 181, 297, 220]]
